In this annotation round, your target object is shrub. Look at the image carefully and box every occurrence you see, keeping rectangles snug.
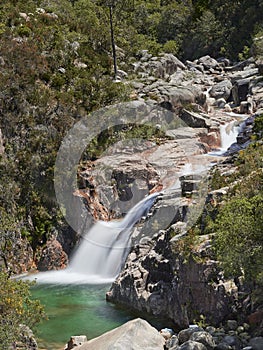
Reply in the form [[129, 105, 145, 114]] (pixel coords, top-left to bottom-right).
[[0, 272, 45, 348], [214, 195, 263, 282]]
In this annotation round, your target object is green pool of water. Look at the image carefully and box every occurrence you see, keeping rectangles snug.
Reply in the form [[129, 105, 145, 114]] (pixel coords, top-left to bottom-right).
[[31, 283, 134, 349]]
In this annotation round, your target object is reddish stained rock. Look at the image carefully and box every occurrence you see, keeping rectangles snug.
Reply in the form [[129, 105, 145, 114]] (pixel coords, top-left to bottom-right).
[[37, 237, 68, 271]]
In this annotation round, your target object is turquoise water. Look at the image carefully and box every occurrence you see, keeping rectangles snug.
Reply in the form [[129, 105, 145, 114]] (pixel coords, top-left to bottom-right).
[[31, 283, 134, 349]]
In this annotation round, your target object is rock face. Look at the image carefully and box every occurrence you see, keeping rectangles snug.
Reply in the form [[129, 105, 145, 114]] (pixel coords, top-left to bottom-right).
[[36, 236, 68, 271], [106, 230, 236, 329], [73, 318, 166, 350], [5, 233, 35, 274]]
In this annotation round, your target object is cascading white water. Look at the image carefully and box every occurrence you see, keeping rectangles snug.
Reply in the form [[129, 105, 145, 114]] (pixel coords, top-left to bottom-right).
[[26, 192, 159, 284], [69, 192, 159, 278], [207, 119, 242, 157], [219, 120, 240, 150]]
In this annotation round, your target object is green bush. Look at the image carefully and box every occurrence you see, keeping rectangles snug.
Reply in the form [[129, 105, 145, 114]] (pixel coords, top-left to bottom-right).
[[162, 40, 179, 55], [214, 195, 263, 282], [0, 272, 45, 349]]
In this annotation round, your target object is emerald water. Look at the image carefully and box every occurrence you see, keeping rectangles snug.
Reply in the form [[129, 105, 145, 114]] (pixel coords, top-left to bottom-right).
[[31, 283, 134, 349]]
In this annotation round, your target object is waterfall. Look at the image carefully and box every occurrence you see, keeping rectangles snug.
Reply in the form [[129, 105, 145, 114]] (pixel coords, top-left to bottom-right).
[[24, 119, 243, 285], [207, 119, 241, 156], [26, 192, 159, 284], [219, 120, 240, 150], [69, 192, 159, 278]]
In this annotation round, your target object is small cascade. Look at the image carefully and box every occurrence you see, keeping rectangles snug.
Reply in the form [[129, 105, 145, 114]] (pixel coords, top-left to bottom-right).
[[68, 192, 159, 278], [219, 120, 240, 150], [208, 119, 241, 156]]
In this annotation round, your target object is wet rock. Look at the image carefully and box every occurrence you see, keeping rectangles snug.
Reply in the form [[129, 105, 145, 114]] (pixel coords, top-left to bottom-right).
[[107, 230, 235, 329]]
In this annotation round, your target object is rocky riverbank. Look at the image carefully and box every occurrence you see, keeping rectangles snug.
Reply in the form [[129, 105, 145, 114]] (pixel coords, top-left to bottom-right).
[[65, 318, 263, 350]]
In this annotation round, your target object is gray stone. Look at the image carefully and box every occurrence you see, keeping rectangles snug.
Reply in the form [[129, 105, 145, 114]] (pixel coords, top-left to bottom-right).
[[229, 68, 259, 82], [249, 337, 263, 350], [214, 343, 232, 350], [178, 327, 204, 344], [197, 55, 220, 70], [166, 335, 179, 348], [65, 336, 88, 350], [205, 326, 216, 335], [190, 331, 216, 350], [226, 320, 238, 331], [209, 80, 232, 100], [160, 327, 174, 340], [73, 318, 165, 350], [222, 335, 242, 349], [179, 109, 211, 128], [178, 340, 207, 350]]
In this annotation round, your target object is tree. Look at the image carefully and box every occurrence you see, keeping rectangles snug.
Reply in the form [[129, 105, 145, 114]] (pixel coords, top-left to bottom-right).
[[98, 0, 134, 79], [214, 195, 263, 282]]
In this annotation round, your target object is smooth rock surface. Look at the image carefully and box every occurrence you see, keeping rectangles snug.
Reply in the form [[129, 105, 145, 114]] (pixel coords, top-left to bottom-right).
[[73, 318, 166, 350]]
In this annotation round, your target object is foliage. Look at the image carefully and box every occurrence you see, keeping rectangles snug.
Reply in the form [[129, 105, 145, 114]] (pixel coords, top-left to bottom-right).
[[252, 114, 263, 140], [214, 195, 263, 282], [171, 227, 200, 263], [0, 272, 45, 349]]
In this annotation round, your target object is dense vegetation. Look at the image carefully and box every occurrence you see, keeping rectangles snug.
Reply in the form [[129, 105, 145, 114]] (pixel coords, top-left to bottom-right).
[[0, 0, 262, 346]]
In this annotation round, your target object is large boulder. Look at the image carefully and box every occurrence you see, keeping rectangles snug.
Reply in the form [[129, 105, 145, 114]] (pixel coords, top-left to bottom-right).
[[196, 55, 220, 70], [73, 318, 166, 350], [179, 109, 211, 128], [209, 80, 232, 100]]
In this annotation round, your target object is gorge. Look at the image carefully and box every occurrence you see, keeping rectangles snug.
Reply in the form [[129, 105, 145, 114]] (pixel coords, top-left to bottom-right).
[[28, 113, 246, 350]]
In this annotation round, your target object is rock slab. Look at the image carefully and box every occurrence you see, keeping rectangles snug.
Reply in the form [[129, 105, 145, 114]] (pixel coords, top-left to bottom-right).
[[73, 318, 165, 350]]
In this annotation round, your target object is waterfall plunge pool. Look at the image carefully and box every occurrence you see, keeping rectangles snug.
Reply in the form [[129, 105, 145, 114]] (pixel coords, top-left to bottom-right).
[[31, 283, 169, 350], [31, 283, 132, 349]]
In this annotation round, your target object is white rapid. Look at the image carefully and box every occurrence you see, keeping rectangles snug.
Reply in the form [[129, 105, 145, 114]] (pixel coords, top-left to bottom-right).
[[26, 192, 159, 284], [219, 120, 240, 150], [208, 118, 242, 156]]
